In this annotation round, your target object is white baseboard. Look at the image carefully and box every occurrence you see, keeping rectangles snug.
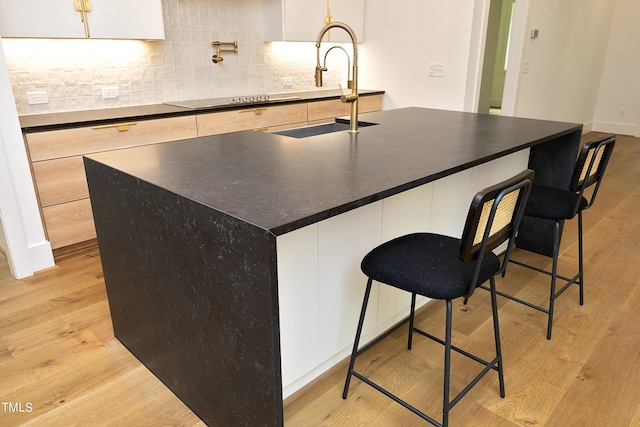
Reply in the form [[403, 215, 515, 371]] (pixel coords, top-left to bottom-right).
[[592, 121, 639, 137], [28, 240, 55, 274]]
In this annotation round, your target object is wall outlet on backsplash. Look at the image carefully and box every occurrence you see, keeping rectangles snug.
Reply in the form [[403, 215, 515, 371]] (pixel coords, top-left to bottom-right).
[[102, 87, 120, 99], [282, 77, 293, 87], [27, 91, 49, 105]]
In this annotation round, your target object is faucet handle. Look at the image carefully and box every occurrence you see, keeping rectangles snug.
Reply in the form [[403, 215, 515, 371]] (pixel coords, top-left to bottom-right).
[[339, 84, 358, 103]]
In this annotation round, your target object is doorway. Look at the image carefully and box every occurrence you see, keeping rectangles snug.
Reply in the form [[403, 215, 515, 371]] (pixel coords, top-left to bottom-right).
[[478, 0, 515, 115]]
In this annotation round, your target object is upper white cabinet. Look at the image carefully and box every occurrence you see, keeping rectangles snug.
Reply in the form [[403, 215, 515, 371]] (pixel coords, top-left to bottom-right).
[[263, 0, 364, 43], [0, 0, 164, 40]]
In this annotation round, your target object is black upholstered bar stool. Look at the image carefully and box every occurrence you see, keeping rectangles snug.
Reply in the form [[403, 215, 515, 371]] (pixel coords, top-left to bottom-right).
[[342, 170, 534, 427], [497, 134, 615, 339]]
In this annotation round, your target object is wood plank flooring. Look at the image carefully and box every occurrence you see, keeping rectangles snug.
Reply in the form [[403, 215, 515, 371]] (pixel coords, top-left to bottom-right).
[[1, 132, 638, 426]]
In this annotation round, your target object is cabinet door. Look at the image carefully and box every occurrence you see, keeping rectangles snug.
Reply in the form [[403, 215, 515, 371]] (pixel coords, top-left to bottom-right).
[[32, 156, 88, 207], [0, 0, 164, 39], [326, 0, 365, 43], [88, 0, 164, 40], [42, 198, 96, 249], [0, 0, 86, 38], [196, 104, 307, 137], [25, 115, 196, 250], [263, 0, 364, 42], [307, 95, 383, 123], [26, 115, 197, 161]]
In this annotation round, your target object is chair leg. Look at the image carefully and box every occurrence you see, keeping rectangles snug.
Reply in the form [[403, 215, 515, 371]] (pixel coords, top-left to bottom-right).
[[442, 299, 453, 427], [546, 220, 562, 340], [578, 212, 585, 305], [489, 276, 506, 397], [408, 293, 417, 350], [343, 277, 373, 399]]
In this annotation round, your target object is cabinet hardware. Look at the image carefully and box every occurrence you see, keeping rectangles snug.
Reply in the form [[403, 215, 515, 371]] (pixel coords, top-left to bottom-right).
[[255, 128, 269, 132], [74, 0, 92, 37], [91, 123, 137, 132], [239, 108, 268, 116]]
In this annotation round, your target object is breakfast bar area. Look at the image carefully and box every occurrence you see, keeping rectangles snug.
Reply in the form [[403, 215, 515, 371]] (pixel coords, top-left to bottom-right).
[[83, 107, 581, 426]]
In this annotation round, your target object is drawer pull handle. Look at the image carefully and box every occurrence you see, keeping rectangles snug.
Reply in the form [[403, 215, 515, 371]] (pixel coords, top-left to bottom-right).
[[91, 122, 137, 132], [239, 108, 268, 116]]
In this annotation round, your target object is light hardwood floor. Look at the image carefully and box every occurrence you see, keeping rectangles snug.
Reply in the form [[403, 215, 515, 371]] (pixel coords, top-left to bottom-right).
[[1, 133, 638, 426]]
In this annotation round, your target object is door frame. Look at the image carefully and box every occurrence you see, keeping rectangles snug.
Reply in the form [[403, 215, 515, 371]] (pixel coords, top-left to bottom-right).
[[465, 0, 530, 116]]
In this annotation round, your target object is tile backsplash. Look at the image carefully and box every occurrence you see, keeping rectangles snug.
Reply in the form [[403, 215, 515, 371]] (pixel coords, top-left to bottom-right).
[[3, 0, 344, 115]]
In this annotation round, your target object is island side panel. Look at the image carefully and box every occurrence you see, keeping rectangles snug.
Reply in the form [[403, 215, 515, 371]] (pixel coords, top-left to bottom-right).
[[84, 158, 283, 426], [516, 127, 582, 256]]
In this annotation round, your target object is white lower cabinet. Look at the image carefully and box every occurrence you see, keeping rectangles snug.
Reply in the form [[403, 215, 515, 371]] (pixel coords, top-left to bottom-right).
[[317, 202, 384, 363], [276, 150, 530, 399], [276, 224, 319, 388]]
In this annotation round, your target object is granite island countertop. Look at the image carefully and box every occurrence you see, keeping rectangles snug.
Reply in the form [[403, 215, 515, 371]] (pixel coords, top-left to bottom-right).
[[86, 107, 581, 236]]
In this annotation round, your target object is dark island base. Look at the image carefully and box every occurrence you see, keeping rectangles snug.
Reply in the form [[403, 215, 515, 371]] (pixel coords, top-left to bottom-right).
[[516, 129, 581, 256], [85, 161, 283, 426]]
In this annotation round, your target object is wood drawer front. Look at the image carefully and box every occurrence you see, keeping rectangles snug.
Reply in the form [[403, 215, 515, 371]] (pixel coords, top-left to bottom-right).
[[26, 115, 198, 161], [32, 156, 88, 207], [307, 95, 383, 122], [42, 198, 96, 249], [197, 104, 308, 136]]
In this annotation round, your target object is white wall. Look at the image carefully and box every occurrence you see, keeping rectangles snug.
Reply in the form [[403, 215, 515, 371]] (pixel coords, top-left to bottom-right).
[[593, 0, 640, 137], [507, 0, 616, 129], [359, 0, 477, 111], [361, 0, 635, 137]]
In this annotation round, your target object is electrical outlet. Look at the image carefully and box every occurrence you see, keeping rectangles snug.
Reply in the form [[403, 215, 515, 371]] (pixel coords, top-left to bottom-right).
[[522, 62, 531, 74], [282, 77, 293, 87], [618, 109, 625, 119], [27, 91, 49, 105], [102, 86, 120, 99], [428, 63, 444, 77]]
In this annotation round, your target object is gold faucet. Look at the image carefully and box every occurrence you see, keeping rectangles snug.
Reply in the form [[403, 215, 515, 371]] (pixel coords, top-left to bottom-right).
[[315, 22, 359, 134]]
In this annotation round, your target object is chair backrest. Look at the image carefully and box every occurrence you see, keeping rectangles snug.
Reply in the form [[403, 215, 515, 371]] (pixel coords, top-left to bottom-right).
[[569, 134, 615, 209], [459, 169, 534, 264]]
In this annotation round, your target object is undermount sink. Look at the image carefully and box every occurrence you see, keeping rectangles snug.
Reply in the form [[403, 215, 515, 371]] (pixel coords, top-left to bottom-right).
[[273, 121, 378, 139]]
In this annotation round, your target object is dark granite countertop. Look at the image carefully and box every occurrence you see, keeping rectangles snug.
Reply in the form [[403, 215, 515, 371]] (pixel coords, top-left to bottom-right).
[[85, 107, 581, 236], [19, 88, 384, 133]]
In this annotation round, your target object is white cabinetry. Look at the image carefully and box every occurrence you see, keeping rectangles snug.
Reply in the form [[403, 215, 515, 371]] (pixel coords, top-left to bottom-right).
[[0, 0, 164, 40], [276, 150, 530, 399], [263, 0, 365, 42]]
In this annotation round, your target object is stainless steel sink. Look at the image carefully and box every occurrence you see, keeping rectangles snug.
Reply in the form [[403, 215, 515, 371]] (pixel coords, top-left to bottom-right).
[[273, 121, 378, 138]]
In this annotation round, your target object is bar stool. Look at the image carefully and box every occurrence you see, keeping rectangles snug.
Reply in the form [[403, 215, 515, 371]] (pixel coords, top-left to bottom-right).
[[496, 134, 615, 339], [342, 170, 534, 427]]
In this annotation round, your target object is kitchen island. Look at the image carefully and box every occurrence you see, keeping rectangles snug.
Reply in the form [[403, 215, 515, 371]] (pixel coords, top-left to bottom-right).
[[84, 107, 581, 426]]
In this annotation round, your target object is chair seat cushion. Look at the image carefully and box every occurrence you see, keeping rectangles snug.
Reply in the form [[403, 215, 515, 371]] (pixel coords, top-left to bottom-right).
[[524, 185, 588, 220], [361, 233, 501, 300]]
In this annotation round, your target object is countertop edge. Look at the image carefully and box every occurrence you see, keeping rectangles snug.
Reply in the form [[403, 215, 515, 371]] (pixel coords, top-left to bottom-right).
[[19, 89, 385, 133]]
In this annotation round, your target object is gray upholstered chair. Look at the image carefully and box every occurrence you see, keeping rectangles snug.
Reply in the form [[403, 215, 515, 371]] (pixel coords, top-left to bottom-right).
[[342, 170, 534, 427]]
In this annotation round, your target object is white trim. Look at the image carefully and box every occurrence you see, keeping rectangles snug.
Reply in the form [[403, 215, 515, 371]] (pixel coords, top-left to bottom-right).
[[592, 121, 639, 137], [464, 0, 492, 112], [501, 0, 530, 117], [0, 36, 54, 278]]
